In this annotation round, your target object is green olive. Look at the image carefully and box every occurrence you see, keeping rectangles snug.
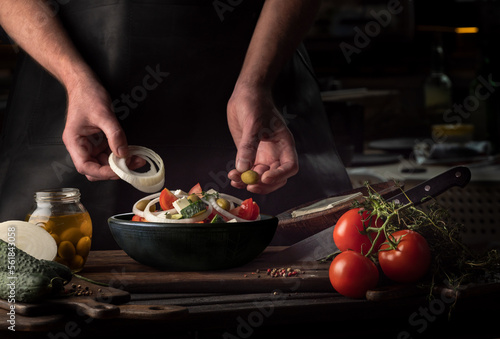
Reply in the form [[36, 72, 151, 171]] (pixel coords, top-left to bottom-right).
[[188, 193, 200, 203], [136, 199, 156, 212], [216, 198, 230, 211], [241, 170, 259, 185]]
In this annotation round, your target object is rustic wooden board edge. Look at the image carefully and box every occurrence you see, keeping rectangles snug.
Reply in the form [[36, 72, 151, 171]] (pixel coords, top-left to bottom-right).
[[0, 276, 130, 318]]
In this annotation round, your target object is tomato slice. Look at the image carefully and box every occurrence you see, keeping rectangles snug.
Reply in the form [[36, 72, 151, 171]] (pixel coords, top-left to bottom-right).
[[159, 188, 177, 210], [230, 198, 260, 220], [188, 183, 203, 196], [131, 215, 146, 222]]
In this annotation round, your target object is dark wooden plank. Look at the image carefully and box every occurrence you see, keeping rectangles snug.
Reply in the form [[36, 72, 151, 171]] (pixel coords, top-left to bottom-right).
[[79, 249, 333, 294]]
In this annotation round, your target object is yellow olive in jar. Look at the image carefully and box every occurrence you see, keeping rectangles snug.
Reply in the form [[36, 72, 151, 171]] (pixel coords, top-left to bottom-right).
[[42, 220, 55, 233], [58, 241, 76, 261], [60, 227, 83, 245], [241, 170, 259, 185], [51, 233, 61, 246], [70, 255, 85, 270], [216, 198, 230, 211], [76, 236, 92, 258], [80, 219, 92, 237]]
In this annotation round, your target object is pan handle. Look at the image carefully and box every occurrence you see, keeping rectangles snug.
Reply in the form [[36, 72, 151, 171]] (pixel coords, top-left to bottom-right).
[[389, 166, 471, 206]]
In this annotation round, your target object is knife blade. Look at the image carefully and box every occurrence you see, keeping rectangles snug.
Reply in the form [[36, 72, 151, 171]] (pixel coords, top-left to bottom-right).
[[268, 166, 471, 263]]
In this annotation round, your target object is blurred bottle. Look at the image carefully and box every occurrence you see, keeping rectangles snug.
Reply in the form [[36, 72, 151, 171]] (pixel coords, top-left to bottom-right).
[[477, 2, 500, 154], [423, 32, 453, 136]]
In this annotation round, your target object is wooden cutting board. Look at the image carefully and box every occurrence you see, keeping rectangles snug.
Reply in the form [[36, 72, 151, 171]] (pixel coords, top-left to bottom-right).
[[0, 275, 188, 323], [0, 276, 128, 319]]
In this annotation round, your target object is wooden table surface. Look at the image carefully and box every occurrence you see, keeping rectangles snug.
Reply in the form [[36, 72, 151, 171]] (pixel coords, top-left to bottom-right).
[[2, 248, 500, 339]]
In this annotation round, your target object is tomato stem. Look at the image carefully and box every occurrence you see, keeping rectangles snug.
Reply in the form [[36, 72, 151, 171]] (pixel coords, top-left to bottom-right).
[[363, 201, 414, 257]]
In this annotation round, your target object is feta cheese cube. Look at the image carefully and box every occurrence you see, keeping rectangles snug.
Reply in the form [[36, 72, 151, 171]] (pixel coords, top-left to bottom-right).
[[173, 197, 191, 213]]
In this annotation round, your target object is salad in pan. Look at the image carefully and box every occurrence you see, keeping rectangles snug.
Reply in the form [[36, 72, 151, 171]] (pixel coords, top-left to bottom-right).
[[131, 183, 261, 223], [108, 145, 261, 223]]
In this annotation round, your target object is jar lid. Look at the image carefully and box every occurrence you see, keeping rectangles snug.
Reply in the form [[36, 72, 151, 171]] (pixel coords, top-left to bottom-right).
[[35, 188, 81, 202]]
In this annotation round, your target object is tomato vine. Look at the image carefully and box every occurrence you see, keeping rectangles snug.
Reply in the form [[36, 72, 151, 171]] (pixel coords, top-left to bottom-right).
[[349, 183, 500, 288]]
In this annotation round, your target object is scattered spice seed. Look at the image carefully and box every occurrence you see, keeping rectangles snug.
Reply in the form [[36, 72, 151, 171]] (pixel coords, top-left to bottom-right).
[[264, 267, 301, 278], [69, 283, 95, 297]]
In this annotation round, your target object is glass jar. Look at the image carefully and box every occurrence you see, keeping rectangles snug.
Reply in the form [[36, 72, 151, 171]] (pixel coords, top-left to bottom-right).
[[26, 188, 92, 273]]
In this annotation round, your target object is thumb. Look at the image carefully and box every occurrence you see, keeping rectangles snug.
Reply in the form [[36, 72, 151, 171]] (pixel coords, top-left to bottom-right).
[[235, 133, 258, 173], [100, 118, 128, 158]]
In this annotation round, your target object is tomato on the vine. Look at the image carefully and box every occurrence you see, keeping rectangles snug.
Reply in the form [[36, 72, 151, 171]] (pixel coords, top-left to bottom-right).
[[333, 208, 385, 254], [329, 250, 379, 299], [378, 230, 431, 283]]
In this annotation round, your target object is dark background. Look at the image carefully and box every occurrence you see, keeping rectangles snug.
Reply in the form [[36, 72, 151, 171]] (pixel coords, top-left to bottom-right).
[[0, 0, 498, 158]]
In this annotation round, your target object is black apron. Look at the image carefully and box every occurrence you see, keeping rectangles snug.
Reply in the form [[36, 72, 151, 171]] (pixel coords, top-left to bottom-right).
[[0, 0, 351, 249]]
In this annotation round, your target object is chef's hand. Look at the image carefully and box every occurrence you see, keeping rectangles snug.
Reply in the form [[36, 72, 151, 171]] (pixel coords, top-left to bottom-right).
[[62, 77, 132, 181], [227, 84, 299, 194]]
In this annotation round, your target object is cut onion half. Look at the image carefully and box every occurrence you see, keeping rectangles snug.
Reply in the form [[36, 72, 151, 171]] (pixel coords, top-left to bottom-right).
[[143, 197, 213, 223], [0, 220, 58, 260], [109, 145, 165, 193]]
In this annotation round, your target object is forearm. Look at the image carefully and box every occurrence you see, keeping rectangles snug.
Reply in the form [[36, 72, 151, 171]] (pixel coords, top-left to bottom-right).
[[236, 0, 321, 90], [0, 0, 96, 92]]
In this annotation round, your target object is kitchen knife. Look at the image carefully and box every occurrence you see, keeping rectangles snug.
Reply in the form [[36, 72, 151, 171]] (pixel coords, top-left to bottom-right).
[[268, 166, 471, 263]]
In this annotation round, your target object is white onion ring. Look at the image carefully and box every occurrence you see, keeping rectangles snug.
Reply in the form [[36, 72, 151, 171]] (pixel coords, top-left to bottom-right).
[[143, 197, 212, 223], [207, 196, 249, 223], [219, 193, 243, 206], [109, 145, 165, 193], [132, 192, 161, 217]]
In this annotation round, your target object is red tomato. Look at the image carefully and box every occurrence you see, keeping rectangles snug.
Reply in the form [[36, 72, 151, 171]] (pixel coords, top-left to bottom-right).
[[378, 230, 431, 283], [329, 250, 379, 299], [188, 183, 203, 196], [131, 215, 146, 222], [159, 188, 177, 210], [333, 208, 385, 254], [230, 198, 260, 220]]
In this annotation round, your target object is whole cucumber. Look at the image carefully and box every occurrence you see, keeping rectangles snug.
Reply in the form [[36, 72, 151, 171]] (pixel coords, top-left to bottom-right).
[[0, 239, 69, 292], [0, 271, 54, 303]]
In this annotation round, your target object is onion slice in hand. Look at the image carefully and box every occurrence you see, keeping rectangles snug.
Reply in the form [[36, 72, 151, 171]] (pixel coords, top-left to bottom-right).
[[0, 220, 58, 260], [109, 145, 165, 193]]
